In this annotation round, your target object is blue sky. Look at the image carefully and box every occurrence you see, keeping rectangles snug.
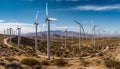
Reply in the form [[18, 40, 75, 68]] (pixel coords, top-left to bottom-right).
[[0, 0, 120, 34]]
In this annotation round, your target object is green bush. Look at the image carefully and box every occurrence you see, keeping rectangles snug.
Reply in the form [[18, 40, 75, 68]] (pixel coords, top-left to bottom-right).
[[32, 65, 42, 69], [21, 58, 40, 66], [41, 60, 49, 65], [5, 63, 23, 69], [98, 52, 103, 56], [55, 59, 68, 66], [105, 59, 120, 69]]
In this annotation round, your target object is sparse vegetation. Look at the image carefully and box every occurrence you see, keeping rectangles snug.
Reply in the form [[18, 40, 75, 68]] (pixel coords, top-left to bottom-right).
[[21, 58, 40, 66], [5, 63, 23, 69], [54, 59, 68, 66], [105, 58, 120, 69], [41, 60, 49, 65]]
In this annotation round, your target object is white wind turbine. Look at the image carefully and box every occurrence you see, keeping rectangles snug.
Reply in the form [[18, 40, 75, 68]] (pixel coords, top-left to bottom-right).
[[34, 11, 39, 50], [4, 30, 6, 38], [101, 28, 106, 41], [74, 20, 86, 49], [64, 29, 68, 48], [9, 28, 12, 43], [45, 1, 57, 59], [39, 23, 47, 42], [7, 29, 9, 37], [17, 27, 21, 46], [92, 25, 97, 46]]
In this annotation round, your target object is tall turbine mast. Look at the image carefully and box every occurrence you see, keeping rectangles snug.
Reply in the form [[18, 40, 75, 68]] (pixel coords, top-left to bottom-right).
[[7, 29, 9, 37], [45, 1, 57, 59], [102, 28, 106, 41], [74, 20, 86, 49], [64, 29, 67, 48], [92, 25, 97, 46], [9, 28, 12, 43], [17, 27, 21, 46], [34, 11, 39, 50], [91, 20, 97, 46]]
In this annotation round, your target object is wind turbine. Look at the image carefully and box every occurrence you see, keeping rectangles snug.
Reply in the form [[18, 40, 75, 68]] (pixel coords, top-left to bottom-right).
[[64, 29, 68, 48], [4, 30, 6, 38], [92, 25, 97, 46], [34, 11, 39, 50], [7, 29, 9, 37], [45, 1, 57, 59], [39, 23, 47, 42], [17, 27, 21, 46], [9, 28, 12, 43], [102, 28, 106, 41], [74, 20, 86, 49]]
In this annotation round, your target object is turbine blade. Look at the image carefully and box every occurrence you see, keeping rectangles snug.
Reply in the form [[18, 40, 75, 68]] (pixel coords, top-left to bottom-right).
[[39, 23, 47, 32], [82, 20, 88, 25], [92, 25, 97, 32], [73, 20, 80, 25], [35, 10, 39, 23], [46, 2, 48, 20], [90, 19, 94, 26], [48, 18, 57, 21], [81, 25, 86, 35]]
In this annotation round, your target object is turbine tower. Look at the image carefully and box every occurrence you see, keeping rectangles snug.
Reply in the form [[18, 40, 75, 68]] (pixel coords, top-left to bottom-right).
[[92, 25, 97, 46], [34, 11, 39, 50], [4, 30, 6, 38], [91, 20, 97, 46], [17, 27, 21, 46], [9, 28, 12, 43], [7, 29, 9, 37], [45, 1, 57, 59], [64, 29, 67, 48], [102, 28, 106, 41], [74, 20, 86, 49]]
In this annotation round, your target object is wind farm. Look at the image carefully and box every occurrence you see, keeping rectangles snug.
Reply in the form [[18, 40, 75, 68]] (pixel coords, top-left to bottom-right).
[[0, 0, 120, 69]]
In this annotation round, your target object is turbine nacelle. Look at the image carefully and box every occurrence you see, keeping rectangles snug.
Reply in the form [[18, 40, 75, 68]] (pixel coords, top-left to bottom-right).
[[34, 23, 39, 25]]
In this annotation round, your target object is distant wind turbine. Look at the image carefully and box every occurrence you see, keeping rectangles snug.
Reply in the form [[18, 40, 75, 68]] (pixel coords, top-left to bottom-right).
[[17, 27, 21, 46], [4, 30, 6, 38], [7, 29, 9, 37], [91, 22, 97, 46], [74, 20, 86, 49], [45, 1, 57, 59], [102, 28, 106, 40], [9, 28, 12, 43], [34, 11, 39, 50], [64, 29, 67, 48]]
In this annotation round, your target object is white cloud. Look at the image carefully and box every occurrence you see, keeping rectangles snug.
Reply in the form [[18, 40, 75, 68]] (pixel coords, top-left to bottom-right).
[[0, 20, 5, 23], [72, 4, 120, 11]]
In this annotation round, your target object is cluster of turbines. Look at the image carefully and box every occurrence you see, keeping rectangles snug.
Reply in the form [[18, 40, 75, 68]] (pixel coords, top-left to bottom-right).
[[2, 1, 120, 60], [4, 27, 21, 46]]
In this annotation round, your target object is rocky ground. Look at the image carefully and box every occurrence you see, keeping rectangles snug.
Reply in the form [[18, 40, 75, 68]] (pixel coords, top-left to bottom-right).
[[1, 34, 120, 69]]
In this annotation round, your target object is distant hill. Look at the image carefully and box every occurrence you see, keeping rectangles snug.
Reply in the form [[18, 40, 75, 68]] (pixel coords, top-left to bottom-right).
[[23, 30, 93, 38]]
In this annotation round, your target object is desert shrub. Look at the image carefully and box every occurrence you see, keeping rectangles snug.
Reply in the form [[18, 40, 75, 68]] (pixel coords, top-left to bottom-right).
[[81, 53, 89, 57], [0, 62, 6, 66], [21, 58, 40, 66], [5, 57, 19, 62], [105, 59, 120, 69], [5, 63, 23, 69], [98, 52, 104, 56], [41, 60, 49, 65], [54, 59, 68, 66], [32, 65, 42, 69]]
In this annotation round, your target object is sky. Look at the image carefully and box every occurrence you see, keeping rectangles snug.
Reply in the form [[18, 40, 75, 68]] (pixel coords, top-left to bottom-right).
[[0, 0, 120, 34]]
